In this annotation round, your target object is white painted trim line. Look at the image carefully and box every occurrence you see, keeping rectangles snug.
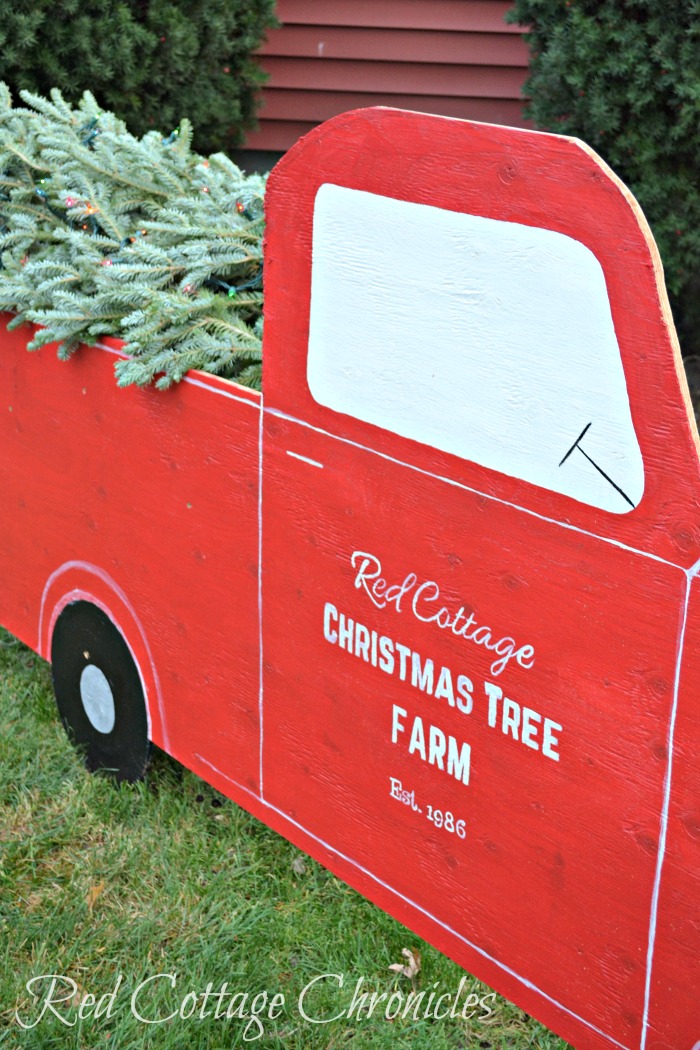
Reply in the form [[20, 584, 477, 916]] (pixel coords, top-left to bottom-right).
[[267, 407, 681, 572], [639, 572, 691, 1049], [194, 754, 261, 801], [194, 751, 630, 1050], [94, 341, 127, 358], [183, 374, 261, 408], [258, 398, 265, 800], [286, 450, 324, 469], [38, 559, 168, 751], [93, 343, 261, 410]]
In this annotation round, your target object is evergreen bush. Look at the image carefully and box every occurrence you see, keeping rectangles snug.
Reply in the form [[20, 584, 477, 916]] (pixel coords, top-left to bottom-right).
[[0, 86, 265, 390], [507, 0, 700, 354], [0, 0, 277, 155]]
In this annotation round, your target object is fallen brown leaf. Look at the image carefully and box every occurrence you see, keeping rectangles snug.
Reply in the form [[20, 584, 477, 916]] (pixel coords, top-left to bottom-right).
[[86, 880, 106, 913], [388, 947, 421, 980]]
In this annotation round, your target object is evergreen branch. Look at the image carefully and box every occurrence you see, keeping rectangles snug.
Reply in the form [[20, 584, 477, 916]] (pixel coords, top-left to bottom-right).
[[0, 85, 267, 392], [189, 316, 260, 339], [67, 152, 171, 200], [3, 143, 51, 173]]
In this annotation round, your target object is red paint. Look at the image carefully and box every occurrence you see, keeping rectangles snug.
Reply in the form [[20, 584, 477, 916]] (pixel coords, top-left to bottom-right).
[[2, 110, 699, 1049]]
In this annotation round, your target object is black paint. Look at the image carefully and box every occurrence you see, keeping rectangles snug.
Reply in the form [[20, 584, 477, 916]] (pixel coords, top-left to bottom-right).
[[560, 422, 636, 509], [51, 601, 151, 782]]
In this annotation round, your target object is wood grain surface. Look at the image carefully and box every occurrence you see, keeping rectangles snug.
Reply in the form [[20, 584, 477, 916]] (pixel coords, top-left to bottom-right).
[[1, 108, 699, 1049]]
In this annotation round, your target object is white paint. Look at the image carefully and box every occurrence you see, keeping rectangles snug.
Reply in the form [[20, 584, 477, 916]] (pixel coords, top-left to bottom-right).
[[258, 396, 265, 799], [94, 342, 128, 358], [38, 561, 161, 745], [183, 373, 261, 408], [95, 342, 262, 409], [193, 750, 630, 1050], [80, 664, 116, 734], [88, 299, 681, 1043], [308, 184, 644, 514], [350, 549, 535, 676], [267, 407, 680, 571], [286, 450, 324, 468], [263, 407, 695, 1044], [426, 805, 466, 839], [640, 571, 691, 1050]]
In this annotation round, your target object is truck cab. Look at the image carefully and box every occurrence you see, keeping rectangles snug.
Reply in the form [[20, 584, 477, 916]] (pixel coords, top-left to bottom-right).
[[1, 107, 699, 1050], [260, 109, 700, 1050]]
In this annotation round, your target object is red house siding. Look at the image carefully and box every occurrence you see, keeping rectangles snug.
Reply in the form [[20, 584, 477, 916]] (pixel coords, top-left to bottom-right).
[[246, 1, 530, 152]]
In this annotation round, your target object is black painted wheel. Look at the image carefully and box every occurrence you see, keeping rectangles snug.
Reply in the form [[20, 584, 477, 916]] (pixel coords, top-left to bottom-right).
[[51, 601, 151, 782]]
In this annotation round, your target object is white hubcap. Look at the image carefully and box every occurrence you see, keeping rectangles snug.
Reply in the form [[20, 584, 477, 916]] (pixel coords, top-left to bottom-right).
[[79, 664, 116, 734]]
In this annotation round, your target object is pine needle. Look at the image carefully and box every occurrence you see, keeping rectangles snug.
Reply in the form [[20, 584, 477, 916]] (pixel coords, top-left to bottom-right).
[[0, 85, 266, 390]]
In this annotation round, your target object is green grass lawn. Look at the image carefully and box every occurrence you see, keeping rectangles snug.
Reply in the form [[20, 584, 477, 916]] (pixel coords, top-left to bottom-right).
[[0, 627, 571, 1049]]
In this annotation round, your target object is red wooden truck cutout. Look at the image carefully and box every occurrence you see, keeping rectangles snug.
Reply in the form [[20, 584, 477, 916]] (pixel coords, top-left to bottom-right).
[[2, 108, 699, 1050]]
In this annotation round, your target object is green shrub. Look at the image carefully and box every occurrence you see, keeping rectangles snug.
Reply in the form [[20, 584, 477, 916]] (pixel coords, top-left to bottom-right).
[[0, 0, 277, 155], [507, 0, 700, 354]]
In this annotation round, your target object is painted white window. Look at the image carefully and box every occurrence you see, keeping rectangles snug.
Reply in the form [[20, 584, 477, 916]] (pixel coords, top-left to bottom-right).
[[307, 184, 644, 514]]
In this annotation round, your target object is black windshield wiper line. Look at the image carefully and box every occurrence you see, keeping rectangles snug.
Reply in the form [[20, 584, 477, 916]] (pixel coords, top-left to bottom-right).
[[559, 422, 636, 510]]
